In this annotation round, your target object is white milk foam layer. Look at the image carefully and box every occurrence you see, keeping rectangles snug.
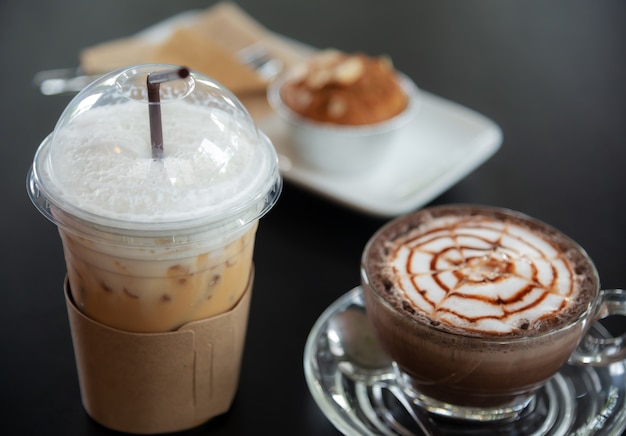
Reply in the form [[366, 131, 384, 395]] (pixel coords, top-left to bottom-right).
[[45, 101, 272, 224], [389, 215, 579, 334]]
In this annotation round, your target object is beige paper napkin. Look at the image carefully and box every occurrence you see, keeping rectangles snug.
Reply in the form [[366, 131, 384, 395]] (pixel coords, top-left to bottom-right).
[[150, 27, 266, 95], [79, 1, 309, 118]]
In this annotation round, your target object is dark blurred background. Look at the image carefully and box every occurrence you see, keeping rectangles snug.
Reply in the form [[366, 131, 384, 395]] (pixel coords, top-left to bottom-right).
[[1, 1, 624, 434]]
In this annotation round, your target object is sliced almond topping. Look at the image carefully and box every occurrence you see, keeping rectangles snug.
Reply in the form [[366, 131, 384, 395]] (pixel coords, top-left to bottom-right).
[[378, 55, 394, 71], [333, 57, 364, 85], [313, 49, 343, 67], [327, 96, 347, 118], [306, 68, 332, 89]]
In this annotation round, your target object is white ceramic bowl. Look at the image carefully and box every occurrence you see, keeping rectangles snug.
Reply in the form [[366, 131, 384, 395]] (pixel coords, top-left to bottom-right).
[[267, 71, 419, 175]]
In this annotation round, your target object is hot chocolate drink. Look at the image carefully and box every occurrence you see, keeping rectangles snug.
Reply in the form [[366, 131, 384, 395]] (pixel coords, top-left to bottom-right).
[[361, 204, 598, 417]]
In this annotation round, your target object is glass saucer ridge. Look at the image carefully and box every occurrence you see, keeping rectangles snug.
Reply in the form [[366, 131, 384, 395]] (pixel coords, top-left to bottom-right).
[[303, 287, 626, 435]]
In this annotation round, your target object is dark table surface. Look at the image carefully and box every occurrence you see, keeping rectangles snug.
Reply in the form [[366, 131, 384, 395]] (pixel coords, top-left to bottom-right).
[[1, 0, 625, 435]]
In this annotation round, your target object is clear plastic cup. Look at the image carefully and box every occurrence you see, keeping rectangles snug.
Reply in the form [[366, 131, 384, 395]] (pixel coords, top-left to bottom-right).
[[27, 64, 281, 433]]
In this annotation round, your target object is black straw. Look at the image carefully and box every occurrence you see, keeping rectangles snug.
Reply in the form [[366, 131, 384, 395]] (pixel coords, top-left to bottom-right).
[[147, 67, 190, 160]]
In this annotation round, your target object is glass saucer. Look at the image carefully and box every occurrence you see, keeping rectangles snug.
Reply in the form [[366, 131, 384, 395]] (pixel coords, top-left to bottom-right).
[[303, 287, 626, 435]]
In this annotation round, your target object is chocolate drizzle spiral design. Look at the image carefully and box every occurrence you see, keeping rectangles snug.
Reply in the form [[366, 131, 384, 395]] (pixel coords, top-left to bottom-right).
[[389, 215, 576, 334]]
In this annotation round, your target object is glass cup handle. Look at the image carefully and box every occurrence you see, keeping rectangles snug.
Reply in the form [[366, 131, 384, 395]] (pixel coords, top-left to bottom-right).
[[569, 289, 626, 366]]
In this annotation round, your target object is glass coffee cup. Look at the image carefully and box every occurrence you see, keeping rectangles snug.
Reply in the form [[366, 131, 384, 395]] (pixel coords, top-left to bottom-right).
[[361, 204, 626, 421]]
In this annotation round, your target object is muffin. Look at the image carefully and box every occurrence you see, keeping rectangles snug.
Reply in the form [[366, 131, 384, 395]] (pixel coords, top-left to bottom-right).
[[267, 49, 418, 174], [279, 50, 409, 126]]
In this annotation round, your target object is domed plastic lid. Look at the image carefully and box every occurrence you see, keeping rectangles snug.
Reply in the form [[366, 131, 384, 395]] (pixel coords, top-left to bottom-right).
[[29, 64, 281, 233]]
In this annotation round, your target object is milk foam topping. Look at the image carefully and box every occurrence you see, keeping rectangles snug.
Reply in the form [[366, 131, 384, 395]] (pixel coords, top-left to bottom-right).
[[38, 100, 277, 226], [388, 215, 578, 334]]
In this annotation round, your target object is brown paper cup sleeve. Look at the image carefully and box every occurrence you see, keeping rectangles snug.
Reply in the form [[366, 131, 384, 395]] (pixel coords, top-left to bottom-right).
[[65, 270, 253, 434]]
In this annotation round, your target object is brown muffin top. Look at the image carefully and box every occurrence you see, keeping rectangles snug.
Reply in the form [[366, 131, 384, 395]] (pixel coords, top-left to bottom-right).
[[280, 50, 409, 125]]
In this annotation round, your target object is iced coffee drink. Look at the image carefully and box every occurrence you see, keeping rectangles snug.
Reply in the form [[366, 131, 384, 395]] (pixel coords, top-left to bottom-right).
[[28, 65, 281, 432], [60, 222, 257, 332], [44, 95, 278, 332]]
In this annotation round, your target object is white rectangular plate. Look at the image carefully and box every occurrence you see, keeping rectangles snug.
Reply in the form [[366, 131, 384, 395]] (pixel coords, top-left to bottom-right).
[[257, 90, 503, 217]]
